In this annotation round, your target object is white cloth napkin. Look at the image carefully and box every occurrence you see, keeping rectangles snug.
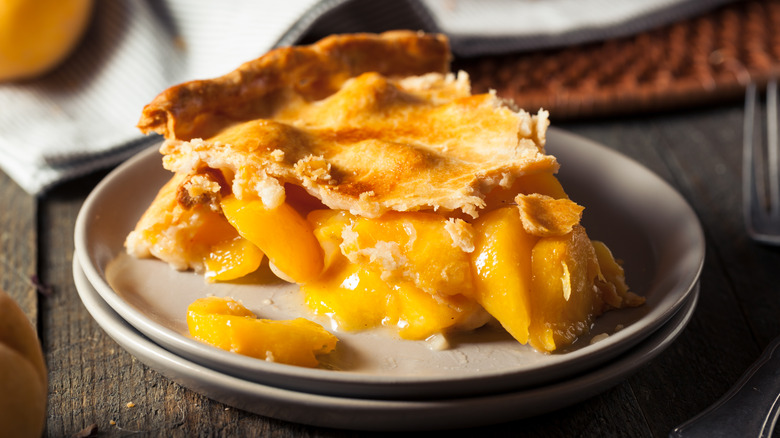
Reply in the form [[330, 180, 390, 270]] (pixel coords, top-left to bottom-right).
[[0, 0, 732, 194]]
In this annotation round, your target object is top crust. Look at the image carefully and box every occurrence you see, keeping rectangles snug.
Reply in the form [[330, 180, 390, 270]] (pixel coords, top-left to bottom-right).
[[137, 31, 557, 218], [138, 31, 452, 141]]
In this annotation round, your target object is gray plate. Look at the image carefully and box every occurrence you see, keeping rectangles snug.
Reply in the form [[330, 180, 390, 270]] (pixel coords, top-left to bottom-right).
[[74, 255, 699, 431], [74, 128, 704, 399]]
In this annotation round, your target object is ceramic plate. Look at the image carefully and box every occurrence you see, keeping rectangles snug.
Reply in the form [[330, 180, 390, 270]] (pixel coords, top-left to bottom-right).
[[74, 256, 699, 431], [74, 128, 704, 399]]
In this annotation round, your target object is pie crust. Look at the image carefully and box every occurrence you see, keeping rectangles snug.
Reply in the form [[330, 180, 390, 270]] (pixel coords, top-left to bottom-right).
[[137, 31, 555, 220], [125, 31, 643, 353]]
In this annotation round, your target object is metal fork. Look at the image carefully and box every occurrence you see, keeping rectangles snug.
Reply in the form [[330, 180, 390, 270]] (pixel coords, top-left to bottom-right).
[[743, 78, 780, 244], [669, 80, 780, 437]]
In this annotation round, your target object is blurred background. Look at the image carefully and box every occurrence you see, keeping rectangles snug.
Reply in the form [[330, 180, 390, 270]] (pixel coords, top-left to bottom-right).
[[2, 0, 776, 194]]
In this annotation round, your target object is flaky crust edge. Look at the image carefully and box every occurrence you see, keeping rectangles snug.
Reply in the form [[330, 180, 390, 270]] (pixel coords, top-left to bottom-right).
[[137, 30, 451, 140]]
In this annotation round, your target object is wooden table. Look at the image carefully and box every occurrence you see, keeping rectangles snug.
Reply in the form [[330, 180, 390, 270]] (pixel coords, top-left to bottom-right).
[[3, 95, 779, 437]]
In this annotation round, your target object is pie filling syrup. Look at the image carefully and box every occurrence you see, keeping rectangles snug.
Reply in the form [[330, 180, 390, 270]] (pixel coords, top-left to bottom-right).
[[124, 31, 643, 363]]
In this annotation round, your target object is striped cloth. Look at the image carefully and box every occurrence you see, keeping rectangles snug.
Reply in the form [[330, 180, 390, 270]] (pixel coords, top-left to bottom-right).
[[0, 0, 731, 194]]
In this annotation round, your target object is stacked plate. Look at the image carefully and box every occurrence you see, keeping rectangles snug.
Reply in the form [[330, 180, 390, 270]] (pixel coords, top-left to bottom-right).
[[73, 128, 704, 431]]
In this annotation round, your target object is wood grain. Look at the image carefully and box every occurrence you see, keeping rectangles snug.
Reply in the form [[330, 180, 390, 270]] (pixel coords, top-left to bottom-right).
[[0, 172, 37, 329], [563, 107, 777, 436]]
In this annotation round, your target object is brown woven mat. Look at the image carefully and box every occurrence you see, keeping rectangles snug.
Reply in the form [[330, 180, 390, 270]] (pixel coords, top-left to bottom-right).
[[455, 0, 780, 120]]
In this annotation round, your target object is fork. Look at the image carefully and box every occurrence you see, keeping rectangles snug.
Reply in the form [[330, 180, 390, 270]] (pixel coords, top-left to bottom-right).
[[743, 79, 780, 244], [669, 80, 780, 437]]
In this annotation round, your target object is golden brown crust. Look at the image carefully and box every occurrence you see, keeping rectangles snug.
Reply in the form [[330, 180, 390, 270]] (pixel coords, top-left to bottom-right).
[[133, 31, 555, 232], [138, 31, 451, 140], [125, 172, 240, 272], [157, 72, 556, 218], [176, 167, 230, 209], [515, 193, 584, 237]]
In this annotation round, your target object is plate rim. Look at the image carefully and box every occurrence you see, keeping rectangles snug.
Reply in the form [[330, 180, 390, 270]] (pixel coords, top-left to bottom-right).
[[73, 254, 699, 431]]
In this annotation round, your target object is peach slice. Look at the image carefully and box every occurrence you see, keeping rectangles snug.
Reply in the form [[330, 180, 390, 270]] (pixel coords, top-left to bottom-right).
[[482, 171, 568, 209], [303, 261, 482, 340], [471, 206, 539, 344], [340, 211, 475, 297], [187, 296, 337, 368], [304, 210, 483, 339], [203, 237, 264, 282], [528, 225, 604, 352], [220, 195, 324, 283]]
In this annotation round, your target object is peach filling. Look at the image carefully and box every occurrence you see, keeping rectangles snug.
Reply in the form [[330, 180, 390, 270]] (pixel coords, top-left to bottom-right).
[[220, 195, 323, 283], [187, 296, 337, 368], [193, 171, 641, 353], [303, 210, 487, 340], [203, 236, 264, 282]]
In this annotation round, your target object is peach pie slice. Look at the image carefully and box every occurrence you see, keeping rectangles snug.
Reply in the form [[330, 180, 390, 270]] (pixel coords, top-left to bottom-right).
[[125, 31, 643, 353]]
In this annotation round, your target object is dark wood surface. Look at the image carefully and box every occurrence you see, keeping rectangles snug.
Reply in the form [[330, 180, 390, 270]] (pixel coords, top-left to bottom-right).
[[3, 93, 780, 437]]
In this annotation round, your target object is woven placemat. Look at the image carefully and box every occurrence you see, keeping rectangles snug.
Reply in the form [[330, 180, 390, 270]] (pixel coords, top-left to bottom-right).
[[455, 0, 780, 120]]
